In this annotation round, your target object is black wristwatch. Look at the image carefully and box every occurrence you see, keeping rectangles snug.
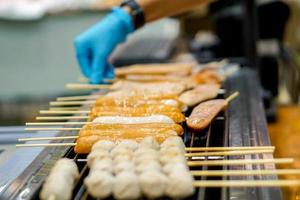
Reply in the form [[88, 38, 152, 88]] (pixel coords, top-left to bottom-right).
[[120, 0, 145, 29]]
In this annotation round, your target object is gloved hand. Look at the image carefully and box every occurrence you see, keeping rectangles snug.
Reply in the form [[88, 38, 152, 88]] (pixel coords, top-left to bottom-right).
[[74, 7, 134, 84]]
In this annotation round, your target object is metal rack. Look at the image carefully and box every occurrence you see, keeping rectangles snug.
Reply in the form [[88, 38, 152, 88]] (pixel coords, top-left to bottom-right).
[[0, 68, 281, 200]]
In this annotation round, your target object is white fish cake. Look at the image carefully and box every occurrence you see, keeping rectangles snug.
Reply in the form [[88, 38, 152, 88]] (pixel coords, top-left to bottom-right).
[[91, 140, 115, 152], [139, 136, 160, 150], [135, 160, 162, 174], [114, 161, 135, 174], [87, 150, 111, 167], [163, 162, 189, 175], [160, 155, 186, 165], [113, 172, 141, 200], [117, 140, 139, 151], [91, 159, 113, 173], [40, 158, 79, 200], [160, 136, 185, 149], [111, 147, 133, 159], [84, 171, 115, 199], [165, 171, 195, 199], [139, 171, 168, 199]]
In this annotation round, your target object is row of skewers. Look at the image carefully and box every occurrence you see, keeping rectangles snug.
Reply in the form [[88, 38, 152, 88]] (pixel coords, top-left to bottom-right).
[[16, 61, 300, 200]]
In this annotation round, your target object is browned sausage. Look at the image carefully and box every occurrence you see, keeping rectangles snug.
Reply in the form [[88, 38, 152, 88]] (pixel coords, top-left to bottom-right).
[[186, 99, 228, 132]]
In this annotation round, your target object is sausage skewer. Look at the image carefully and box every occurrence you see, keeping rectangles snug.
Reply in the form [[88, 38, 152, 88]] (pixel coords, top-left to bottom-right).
[[187, 92, 239, 132]]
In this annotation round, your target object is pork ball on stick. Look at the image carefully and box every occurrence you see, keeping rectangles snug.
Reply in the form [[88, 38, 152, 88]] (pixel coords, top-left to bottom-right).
[[113, 172, 141, 200], [139, 171, 168, 199], [40, 158, 79, 200], [75, 131, 178, 153], [91, 140, 115, 152], [165, 171, 195, 199], [84, 171, 115, 199]]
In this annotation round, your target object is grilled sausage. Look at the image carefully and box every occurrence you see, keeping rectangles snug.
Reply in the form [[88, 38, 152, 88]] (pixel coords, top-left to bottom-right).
[[179, 84, 220, 107], [186, 99, 228, 132]]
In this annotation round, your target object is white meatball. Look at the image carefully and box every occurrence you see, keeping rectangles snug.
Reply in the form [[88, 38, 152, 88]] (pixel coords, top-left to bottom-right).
[[165, 171, 195, 199], [139, 136, 160, 150], [117, 140, 139, 151], [90, 159, 113, 173], [87, 150, 111, 167], [160, 136, 185, 149], [40, 175, 73, 200], [135, 160, 162, 174], [134, 148, 157, 158], [163, 162, 189, 175], [134, 154, 159, 166], [139, 171, 168, 199], [160, 145, 185, 154], [113, 172, 141, 200], [40, 158, 79, 200], [160, 155, 186, 165], [111, 147, 133, 159], [84, 171, 115, 199], [114, 161, 135, 174], [92, 140, 115, 152], [113, 154, 134, 164]]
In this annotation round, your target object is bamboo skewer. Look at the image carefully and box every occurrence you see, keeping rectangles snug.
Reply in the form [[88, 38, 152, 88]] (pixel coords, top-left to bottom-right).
[[26, 122, 89, 126], [185, 146, 275, 151], [40, 110, 90, 115], [187, 158, 294, 166], [15, 142, 273, 156], [184, 149, 274, 157], [49, 107, 82, 111], [57, 95, 102, 101], [24, 127, 82, 131], [16, 143, 76, 147], [191, 169, 300, 176], [50, 101, 95, 106], [36, 116, 89, 121], [192, 180, 300, 188], [225, 91, 239, 102], [66, 83, 111, 90], [18, 136, 78, 141], [15, 139, 274, 156]]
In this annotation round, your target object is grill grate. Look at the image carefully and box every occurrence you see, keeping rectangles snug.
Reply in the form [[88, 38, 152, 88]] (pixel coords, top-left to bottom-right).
[[0, 68, 281, 200]]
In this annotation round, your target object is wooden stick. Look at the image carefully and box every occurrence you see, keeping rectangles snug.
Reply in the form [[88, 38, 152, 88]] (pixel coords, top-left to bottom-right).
[[36, 116, 89, 121], [26, 122, 89, 126], [18, 136, 78, 141], [50, 101, 95, 106], [226, 91, 239, 102], [66, 83, 111, 90], [57, 95, 101, 101], [16, 143, 76, 147], [40, 110, 90, 115], [192, 180, 300, 188], [49, 107, 81, 111], [191, 169, 300, 177], [185, 146, 275, 151], [187, 158, 294, 166], [185, 149, 274, 157], [14, 137, 275, 158], [25, 127, 82, 131]]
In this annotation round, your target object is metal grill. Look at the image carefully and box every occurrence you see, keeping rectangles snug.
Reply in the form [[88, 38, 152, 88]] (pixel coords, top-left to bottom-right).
[[0, 68, 282, 200]]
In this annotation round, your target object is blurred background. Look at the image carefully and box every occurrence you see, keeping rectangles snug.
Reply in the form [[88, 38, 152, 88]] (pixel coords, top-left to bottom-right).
[[0, 0, 300, 198]]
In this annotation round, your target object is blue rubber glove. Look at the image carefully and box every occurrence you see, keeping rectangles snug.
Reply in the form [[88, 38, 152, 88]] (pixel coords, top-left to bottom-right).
[[74, 8, 134, 84]]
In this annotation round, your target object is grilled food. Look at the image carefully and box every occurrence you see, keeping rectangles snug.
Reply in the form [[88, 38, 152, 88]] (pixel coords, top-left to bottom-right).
[[40, 158, 79, 200], [179, 84, 221, 107], [187, 99, 228, 132]]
